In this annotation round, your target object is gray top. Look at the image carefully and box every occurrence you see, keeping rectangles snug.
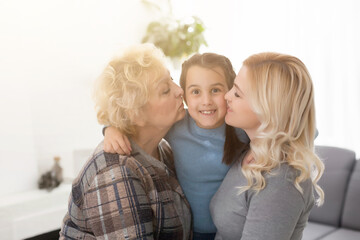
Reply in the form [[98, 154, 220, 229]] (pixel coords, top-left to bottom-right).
[[210, 158, 314, 240]]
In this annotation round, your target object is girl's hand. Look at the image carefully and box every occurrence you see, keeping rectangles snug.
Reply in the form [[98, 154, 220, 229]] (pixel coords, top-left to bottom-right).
[[104, 126, 132, 155], [242, 150, 255, 166]]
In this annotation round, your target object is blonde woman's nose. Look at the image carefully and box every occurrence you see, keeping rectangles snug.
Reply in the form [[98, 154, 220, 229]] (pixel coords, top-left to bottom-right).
[[224, 89, 231, 101]]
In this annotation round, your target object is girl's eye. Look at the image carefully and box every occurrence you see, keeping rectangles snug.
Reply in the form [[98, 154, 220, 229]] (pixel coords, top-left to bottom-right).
[[212, 88, 221, 93], [163, 89, 170, 95], [191, 89, 200, 95]]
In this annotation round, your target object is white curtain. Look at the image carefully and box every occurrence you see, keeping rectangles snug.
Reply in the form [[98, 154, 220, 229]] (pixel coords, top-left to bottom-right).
[[172, 0, 360, 157]]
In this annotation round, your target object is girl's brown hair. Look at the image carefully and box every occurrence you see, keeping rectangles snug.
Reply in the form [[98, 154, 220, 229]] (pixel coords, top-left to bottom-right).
[[180, 53, 248, 165]]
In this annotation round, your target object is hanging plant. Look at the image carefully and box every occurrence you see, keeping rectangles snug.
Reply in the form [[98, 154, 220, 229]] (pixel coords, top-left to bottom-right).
[[142, 16, 208, 59], [141, 0, 207, 60]]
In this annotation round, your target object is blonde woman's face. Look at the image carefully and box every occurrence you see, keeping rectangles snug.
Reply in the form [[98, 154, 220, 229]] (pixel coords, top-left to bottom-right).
[[225, 66, 260, 139], [141, 71, 185, 131]]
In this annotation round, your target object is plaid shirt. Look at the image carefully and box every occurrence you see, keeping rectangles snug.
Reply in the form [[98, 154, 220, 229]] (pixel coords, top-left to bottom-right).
[[60, 139, 192, 240]]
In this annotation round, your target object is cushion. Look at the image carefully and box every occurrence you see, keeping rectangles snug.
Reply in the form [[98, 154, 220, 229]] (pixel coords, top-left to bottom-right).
[[309, 146, 356, 226], [321, 228, 360, 240], [341, 160, 360, 230], [302, 222, 337, 240]]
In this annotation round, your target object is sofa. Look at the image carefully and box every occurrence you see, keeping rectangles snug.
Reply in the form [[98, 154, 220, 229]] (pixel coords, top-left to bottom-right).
[[302, 146, 360, 239]]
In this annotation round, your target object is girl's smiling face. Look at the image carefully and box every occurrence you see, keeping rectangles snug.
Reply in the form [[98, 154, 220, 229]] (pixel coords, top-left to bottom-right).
[[185, 66, 229, 129]]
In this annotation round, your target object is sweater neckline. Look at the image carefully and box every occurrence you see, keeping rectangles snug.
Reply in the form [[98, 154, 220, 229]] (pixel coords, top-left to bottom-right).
[[187, 112, 226, 140]]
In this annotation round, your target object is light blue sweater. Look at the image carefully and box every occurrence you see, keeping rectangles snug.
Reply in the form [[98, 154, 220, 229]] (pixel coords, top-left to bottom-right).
[[165, 110, 248, 233]]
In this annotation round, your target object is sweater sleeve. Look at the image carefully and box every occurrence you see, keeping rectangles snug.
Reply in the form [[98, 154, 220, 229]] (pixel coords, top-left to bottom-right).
[[241, 174, 306, 240], [84, 163, 154, 240]]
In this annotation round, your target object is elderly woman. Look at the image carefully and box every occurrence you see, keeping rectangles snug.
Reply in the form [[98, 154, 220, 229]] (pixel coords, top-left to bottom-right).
[[60, 43, 191, 239]]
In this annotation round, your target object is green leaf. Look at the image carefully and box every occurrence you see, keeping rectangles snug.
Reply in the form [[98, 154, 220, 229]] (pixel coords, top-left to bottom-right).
[[141, 15, 207, 58]]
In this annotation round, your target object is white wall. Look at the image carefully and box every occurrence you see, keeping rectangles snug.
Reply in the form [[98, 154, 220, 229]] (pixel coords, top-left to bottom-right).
[[0, 0, 159, 197]]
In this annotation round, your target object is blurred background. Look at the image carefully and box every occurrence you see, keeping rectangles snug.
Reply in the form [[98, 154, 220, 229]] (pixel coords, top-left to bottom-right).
[[0, 0, 359, 238]]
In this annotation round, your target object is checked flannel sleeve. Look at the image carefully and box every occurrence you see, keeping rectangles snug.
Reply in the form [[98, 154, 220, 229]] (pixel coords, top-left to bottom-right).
[[60, 140, 191, 240], [84, 161, 155, 239], [60, 152, 156, 239]]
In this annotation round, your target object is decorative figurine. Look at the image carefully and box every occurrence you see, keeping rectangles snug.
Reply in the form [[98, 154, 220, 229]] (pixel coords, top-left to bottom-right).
[[38, 156, 63, 191]]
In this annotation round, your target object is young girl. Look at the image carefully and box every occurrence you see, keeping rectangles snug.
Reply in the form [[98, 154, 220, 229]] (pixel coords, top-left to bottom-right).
[[103, 53, 248, 240]]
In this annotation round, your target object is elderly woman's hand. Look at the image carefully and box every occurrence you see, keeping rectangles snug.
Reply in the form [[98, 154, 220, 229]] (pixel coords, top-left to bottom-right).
[[104, 126, 132, 155]]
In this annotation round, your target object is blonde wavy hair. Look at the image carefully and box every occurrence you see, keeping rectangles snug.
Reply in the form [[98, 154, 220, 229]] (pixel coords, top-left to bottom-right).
[[241, 52, 324, 206], [93, 43, 167, 136]]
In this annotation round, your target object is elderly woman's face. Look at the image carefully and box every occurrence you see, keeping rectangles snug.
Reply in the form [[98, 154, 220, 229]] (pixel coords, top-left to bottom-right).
[[141, 71, 185, 131]]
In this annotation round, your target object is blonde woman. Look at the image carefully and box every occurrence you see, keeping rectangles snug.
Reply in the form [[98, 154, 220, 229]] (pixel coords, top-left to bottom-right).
[[210, 52, 324, 240], [60, 43, 191, 239]]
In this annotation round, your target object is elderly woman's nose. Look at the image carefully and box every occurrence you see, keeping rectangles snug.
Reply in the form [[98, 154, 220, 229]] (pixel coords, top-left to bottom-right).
[[173, 83, 184, 97]]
